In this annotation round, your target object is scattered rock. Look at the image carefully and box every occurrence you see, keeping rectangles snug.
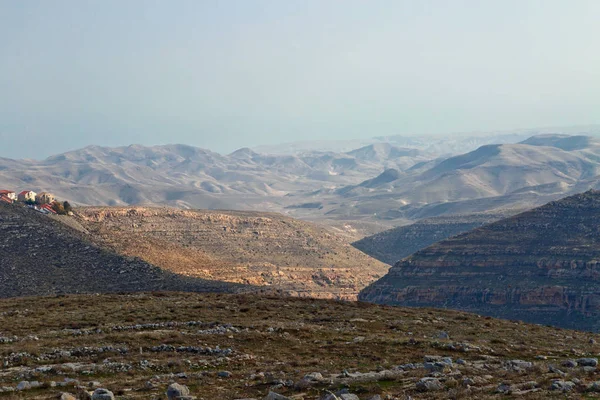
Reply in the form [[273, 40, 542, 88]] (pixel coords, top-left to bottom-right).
[[497, 383, 515, 393], [588, 381, 600, 392], [506, 360, 533, 370], [562, 359, 578, 368], [91, 388, 115, 400], [16, 381, 31, 391], [303, 372, 324, 381], [436, 331, 450, 340], [59, 394, 77, 400], [416, 377, 443, 392], [217, 371, 232, 378], [263, 392, 290, 400], [550, 380, 575, 392], [577, 358, 598, 367], [166, 383, 190, 400]]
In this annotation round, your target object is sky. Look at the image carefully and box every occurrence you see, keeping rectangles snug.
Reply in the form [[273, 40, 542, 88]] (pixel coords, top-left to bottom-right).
[[1, 0, 599, 159]]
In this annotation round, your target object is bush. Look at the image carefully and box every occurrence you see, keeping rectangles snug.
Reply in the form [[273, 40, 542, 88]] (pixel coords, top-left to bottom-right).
[[51, 201, 66, 215]]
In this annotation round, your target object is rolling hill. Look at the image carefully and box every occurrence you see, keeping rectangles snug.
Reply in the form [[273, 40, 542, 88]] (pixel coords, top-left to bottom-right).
[[0, 203, 245, 297], [75, 206, 390, 299]]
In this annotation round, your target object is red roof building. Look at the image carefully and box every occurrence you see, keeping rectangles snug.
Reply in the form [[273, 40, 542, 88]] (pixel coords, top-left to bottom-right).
[[0, 190, 16, 201], [0, 195, 13, 204]]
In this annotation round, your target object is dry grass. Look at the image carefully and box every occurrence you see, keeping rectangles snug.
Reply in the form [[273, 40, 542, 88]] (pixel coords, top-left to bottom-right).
[[0, 293, 599, 399]]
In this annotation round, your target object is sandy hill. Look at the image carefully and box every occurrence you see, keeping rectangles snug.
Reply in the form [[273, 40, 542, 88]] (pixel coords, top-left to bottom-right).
[[0, 203, 244, 297], [360, 190, 600, 331], [75, 206, 389, 299]]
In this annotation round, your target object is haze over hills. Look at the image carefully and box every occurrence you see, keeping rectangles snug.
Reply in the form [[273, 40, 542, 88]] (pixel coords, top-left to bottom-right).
[[3, 131, 600, 236], [311, 133, 600, 223], [360, 190, 600, 331]]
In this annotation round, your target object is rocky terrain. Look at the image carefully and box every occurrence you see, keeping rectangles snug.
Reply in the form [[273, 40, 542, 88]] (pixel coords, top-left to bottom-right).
[[0, 203, 246, 298], [352, 213, 512, 265], [360, 190, 600, 332], [2, 292, 600, 399], [74, 207, 389, 300]]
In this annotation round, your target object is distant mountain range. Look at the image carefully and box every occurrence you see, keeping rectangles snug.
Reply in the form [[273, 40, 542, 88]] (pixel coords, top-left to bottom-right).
[[305, 134, 600, 224], [3, 129, 600, 235]]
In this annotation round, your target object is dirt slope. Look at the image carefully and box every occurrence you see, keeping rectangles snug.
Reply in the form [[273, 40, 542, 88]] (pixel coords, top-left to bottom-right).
[[75, 206, 389, 299]]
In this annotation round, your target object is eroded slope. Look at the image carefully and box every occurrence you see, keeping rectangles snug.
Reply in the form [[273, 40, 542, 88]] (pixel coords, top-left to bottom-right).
[[360, 190, 600, 331], [76, 207, 389, 299]]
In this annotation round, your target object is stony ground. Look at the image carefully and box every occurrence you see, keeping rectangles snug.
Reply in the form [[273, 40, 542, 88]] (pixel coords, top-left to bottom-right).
[[1, 293, 600, 399]]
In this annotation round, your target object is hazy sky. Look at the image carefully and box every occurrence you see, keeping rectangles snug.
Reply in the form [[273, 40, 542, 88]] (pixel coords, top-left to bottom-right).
[[1, 0, 599, 159]]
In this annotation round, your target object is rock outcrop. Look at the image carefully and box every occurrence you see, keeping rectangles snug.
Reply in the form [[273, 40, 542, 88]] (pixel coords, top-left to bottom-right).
[[359, 190, 600, 331]]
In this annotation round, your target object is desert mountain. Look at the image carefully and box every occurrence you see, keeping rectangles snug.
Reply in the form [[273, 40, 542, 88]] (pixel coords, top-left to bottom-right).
[[312, 134, 600, 223], [359, 190, 600, 331], [4, 132, 600, 233], [0, 143, 429, 212], [75, 206, 389, 299], [0, 203, 245, 297]]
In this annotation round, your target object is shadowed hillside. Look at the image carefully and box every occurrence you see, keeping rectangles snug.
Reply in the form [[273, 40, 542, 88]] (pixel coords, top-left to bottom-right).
[[360, 190, 600, 331], [0, 203, 245, 297], [352, 213, 510, 265]]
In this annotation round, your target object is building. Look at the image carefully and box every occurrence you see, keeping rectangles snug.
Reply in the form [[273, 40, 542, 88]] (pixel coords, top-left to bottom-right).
[[37, 192, 56, 204], [38, 203, 57, 214], [0, 195, 13, 204], [18, 190, 37, 202], [0, 190, 16, 201]]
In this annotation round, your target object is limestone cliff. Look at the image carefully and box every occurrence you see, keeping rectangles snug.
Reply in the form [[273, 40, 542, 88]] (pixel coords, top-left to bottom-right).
[[359, 190, 600, 331]]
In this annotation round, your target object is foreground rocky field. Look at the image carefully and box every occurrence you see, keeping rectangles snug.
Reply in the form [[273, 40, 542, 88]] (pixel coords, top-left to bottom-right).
[[1, 293, 600, 399]]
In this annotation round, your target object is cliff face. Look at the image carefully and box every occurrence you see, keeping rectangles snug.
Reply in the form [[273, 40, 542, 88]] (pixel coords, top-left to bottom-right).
[[359, 190, 600, 331], [76, 207, 389, 300]]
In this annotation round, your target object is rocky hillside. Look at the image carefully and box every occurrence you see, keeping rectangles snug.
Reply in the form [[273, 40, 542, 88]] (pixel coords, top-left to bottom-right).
[[352, 213, 510, 265], [3, 292, 600, 399], [75, 207, 389, 299], [0, 203, 245, 297], [360, 190, 600, 331]]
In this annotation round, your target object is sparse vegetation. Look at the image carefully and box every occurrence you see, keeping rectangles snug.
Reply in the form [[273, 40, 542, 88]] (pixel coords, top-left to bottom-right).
[[0, 292, 599, 399]]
